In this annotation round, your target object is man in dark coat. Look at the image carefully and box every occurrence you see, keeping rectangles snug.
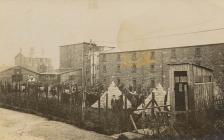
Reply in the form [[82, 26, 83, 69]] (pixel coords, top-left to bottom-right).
[[116, 95, 125, 132], [111, 95, 117, 113]]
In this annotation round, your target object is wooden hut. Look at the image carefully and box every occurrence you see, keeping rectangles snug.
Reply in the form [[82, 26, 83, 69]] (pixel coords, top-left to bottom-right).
[[168, 63, 214, 124]]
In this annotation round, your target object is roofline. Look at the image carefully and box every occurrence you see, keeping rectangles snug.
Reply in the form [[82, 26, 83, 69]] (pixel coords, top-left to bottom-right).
[[39, 68, 82, 75], [58, 68, 82, 74], [15, 52, 24, 58], [167, 63, 213, 71], [59, 42, 115, 49], [100, 42, 224, 54], [39, 73, 60, 75], [0, 66, 82, 75], [98, 46, 115, 48], [0, 65, 40, 74], [14, 52, 51, 60], [59, 42, 92, 47], [32, 57, 51, 60]]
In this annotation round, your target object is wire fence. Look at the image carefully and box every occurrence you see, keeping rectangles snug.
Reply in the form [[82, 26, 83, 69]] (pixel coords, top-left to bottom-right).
[[0, 83, 135, 135]]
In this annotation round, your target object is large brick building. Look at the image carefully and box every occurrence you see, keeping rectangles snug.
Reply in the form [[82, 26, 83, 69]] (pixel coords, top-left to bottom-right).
[[15, 52, 52, 73], [59, 42, 113, 86], [99, 43, 224, 91]]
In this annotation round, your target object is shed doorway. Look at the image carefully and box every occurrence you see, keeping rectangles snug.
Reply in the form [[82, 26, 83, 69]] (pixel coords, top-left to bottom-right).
[[174, 71, 188, 111]]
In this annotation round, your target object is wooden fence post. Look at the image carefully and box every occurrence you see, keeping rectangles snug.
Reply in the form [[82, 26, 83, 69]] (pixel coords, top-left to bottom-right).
[[81, 91, 86, 122], [124, 90, 128, 131], [69, 87, 72, 122], [105, 92, 108, 130], [57, 86, 60, 105], [18, 81, 21, 108], [98, 92, 101, 123], [36, 86, 39, 111], [46, 85, 49, 115], [26, 83, 28, 109], [151, 91, 155, 117], [27, 85, 29, 109]]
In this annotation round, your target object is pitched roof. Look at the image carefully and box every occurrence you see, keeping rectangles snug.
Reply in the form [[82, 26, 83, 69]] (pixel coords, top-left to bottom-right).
[[168, 63, 213, 72], [40, 68, 82, 75], [101, 42, 224, 54], [0, 65, 40, 74], [0, 65, 13, 73]]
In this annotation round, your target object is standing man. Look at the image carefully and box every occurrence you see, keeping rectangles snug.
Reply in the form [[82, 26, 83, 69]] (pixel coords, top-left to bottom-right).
[[164, 91, 168, 111], [117, 95, 124, 132], [111, 95, 116, 113]]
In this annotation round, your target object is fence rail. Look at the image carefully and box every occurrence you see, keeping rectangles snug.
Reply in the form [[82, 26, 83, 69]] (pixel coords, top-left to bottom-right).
[[0, 85, 135, 135]]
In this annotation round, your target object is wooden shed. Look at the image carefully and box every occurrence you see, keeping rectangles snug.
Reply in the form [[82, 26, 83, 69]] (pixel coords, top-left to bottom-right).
[[168, 63, 214, 123]]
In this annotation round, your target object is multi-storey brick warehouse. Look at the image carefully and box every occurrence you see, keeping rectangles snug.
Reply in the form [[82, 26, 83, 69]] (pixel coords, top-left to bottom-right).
[[99, 43, 224, 91], [59, 42, 108, 86]]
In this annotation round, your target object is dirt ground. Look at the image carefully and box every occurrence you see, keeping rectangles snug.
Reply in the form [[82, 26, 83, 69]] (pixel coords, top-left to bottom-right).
[[0, 108, 114, 140]]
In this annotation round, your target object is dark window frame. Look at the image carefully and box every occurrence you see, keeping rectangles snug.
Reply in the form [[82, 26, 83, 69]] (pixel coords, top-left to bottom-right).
[[195, 48, 201, 57], [132, 63, 137, 73], [171, 49, 176, 58], [117, 54, 121, 61], [117, 64, 121, 73], [151, 79, 155, 88], [102, 54, 107, 62], [151, 64, 155, 72], [103, 65, 107, 73], [132, 52, 137, 61], [151, 51, 155, 60]]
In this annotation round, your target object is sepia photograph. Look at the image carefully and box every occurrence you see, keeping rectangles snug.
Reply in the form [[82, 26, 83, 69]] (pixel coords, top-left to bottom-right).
[[0, 0, 224, 139]]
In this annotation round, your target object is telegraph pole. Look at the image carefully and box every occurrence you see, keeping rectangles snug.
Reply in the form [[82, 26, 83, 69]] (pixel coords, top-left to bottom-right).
[[92, 41, 95, 85], [161, 51, 164, 87], [90, 40, 95, 86], [81, 42, 86, 122]]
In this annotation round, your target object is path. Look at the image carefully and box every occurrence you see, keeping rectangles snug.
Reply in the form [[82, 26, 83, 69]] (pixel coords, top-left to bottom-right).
[[0, 108, 114, 140]]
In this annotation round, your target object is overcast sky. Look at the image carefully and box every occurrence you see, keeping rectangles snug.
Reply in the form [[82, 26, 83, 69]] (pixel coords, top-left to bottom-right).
[[1, 0, 224, 68]]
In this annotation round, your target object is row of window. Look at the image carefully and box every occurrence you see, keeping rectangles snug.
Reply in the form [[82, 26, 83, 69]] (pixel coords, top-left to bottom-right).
[[102, 48, 202, 61], [195, 75, 212, 83], [171, 48, 201, 58], [102, 51, 155, 62], [102, 64, 155, 73]]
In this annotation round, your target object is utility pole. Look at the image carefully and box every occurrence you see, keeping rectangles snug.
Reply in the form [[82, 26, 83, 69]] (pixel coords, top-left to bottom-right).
[[92, 41, 95, 86], [161, 51, 164, 87], [81, 44, 86, 122], [90, 40, 95, 86], [82, 47, 84, 88], [141, 65, 145, 89]]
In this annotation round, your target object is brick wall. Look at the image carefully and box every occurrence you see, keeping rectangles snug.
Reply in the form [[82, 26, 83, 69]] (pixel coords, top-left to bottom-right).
[[59, 42, 104, 87], [60, 44, 84, 69], [99, 43, 224, 91]]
